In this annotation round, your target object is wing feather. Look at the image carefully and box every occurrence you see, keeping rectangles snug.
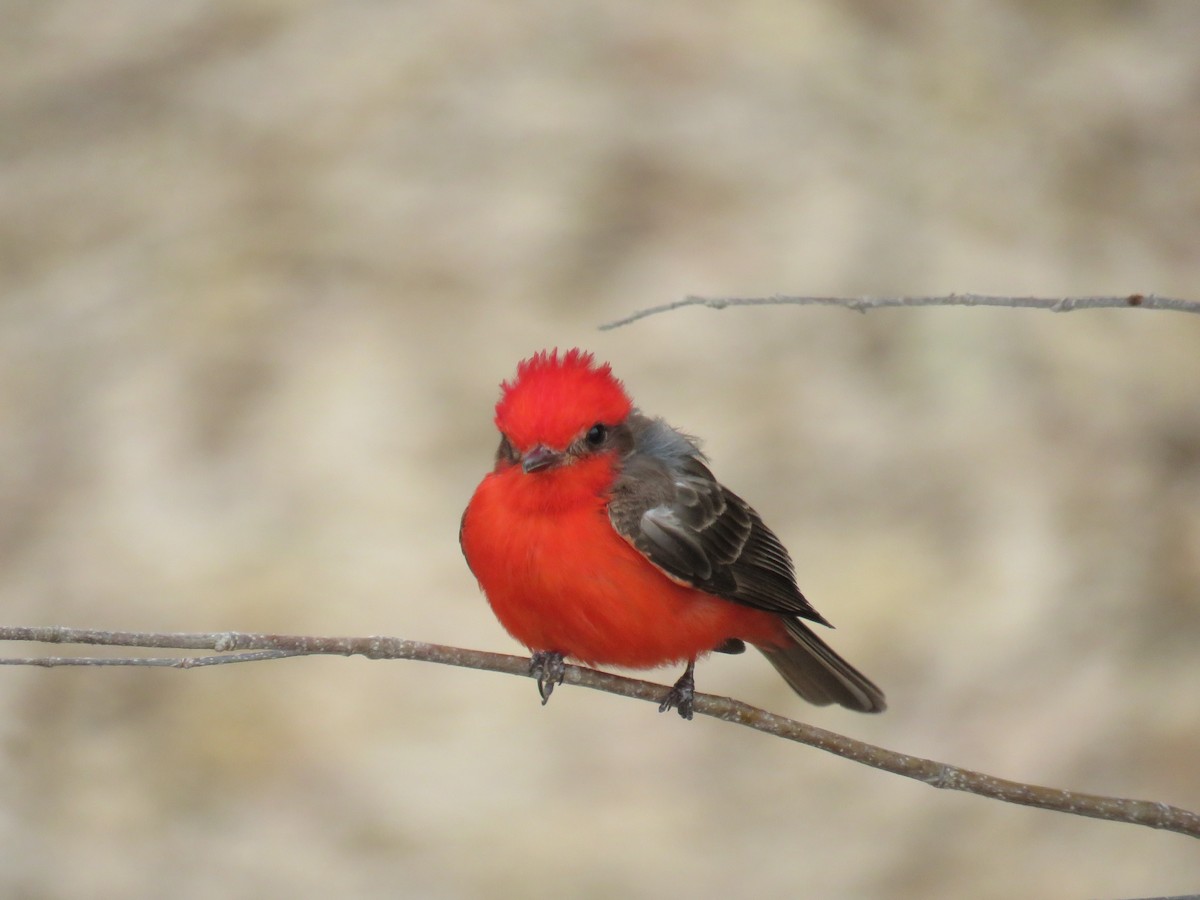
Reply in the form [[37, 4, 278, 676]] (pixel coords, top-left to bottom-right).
[[608, 415, 829, 625]]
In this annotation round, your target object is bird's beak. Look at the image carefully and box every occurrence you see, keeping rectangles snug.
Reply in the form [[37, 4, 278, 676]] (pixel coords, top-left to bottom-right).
[[521, 445, 563, 473]]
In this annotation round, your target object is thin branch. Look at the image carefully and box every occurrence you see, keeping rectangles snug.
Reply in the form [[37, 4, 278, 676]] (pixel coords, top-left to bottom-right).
[[599, 293, 1200, 330], [0, 650, 308, 668], [1, 625, 1197, 840]]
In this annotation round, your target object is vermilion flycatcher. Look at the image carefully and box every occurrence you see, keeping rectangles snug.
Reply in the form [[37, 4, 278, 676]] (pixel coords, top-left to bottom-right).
[[460, 349, 885, 718]]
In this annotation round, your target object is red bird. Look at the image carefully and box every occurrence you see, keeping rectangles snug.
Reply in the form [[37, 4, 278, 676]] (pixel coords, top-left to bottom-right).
[[460, 349, 885, 719]]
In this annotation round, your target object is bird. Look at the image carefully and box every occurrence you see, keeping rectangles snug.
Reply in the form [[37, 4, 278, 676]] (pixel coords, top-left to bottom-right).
[[459, 349, 885, 719]]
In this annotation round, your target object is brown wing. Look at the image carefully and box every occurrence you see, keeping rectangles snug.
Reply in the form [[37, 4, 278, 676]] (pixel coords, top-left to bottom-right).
[[607, 415, 830, 627]]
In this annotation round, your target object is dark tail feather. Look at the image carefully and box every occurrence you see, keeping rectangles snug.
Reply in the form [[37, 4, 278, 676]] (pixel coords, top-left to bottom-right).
[[755, 618, 886, 713]]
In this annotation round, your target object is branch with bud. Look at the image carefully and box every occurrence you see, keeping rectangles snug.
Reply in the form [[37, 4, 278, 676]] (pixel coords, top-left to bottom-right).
[[600, 293, 1200, 330]]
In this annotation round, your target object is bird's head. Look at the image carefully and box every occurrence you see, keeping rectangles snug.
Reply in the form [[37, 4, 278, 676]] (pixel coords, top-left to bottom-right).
[[492, 349, 633, 475]]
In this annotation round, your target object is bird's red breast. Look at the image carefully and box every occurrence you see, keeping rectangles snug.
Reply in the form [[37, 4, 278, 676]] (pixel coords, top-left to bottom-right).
[[461, 455, 783, 667]]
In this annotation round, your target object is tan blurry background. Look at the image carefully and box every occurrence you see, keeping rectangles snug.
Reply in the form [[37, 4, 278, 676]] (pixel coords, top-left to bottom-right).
[[3, 2, 1200, 897]]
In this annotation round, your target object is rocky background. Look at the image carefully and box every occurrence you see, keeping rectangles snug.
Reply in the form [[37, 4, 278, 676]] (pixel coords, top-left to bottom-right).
[[2, 2, 1199, 897]]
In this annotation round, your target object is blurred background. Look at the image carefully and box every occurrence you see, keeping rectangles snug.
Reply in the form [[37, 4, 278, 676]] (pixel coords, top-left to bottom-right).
[[2, 2, 1199, 897]]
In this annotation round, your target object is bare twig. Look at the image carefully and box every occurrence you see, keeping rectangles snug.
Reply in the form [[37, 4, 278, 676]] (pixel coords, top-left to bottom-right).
[[599, 293, 1200, 330], [1, 625, 1197, 839], [0, 650, 308, 668]]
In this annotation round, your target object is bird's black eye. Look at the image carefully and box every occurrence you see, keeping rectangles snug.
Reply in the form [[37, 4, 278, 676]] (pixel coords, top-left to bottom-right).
[[585, 423, 608, 447]]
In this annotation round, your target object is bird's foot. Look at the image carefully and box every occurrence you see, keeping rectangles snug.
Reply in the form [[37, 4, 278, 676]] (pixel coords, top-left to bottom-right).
[[658, 660, 696, 720], [529, 650, 566, 704]]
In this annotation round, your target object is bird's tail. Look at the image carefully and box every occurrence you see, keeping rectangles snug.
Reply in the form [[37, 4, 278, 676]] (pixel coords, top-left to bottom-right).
[[755, 618, 886, 713]]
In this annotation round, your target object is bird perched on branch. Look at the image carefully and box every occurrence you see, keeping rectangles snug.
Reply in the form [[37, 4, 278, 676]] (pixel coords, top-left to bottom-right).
[[460, 349, 884, 719]]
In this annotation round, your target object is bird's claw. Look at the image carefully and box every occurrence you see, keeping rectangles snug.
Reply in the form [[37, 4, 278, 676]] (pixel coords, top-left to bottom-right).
[[530, 650, 566, 704], [658, 663, 696, 720]]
